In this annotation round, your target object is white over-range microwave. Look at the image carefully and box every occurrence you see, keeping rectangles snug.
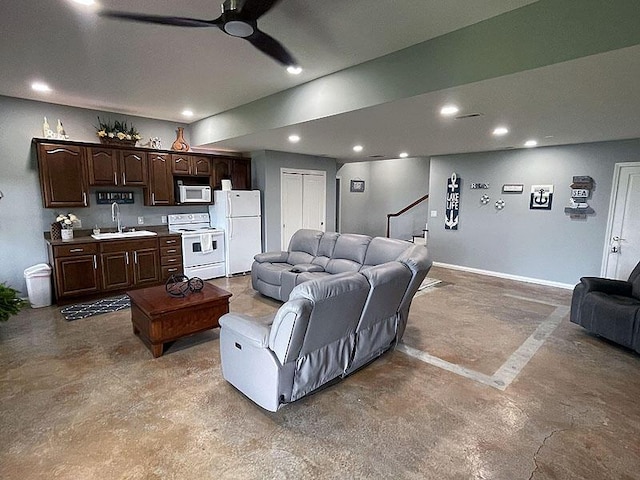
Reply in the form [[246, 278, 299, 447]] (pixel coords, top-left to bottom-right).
[[177, 185, 211, 203]]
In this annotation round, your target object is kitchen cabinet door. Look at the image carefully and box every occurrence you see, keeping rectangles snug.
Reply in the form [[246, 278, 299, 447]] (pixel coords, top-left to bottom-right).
[[231, 158, 251, 190], [120, 150, 147, 185], [192, 156, 211, 176], [147, 153, 172, 205], [54, 255, 100, 298], [171, 153, 191, 175], [37, 143, 88, 207], [87, 147, 118, 186], [133, 248, 160, 286], [101, 251, 131, 291], [212, 157, 230, 190]]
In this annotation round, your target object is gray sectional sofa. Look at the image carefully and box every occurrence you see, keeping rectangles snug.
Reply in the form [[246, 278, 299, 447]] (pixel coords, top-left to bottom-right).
[[251, 229, 424, 302], [219, 229, 431, 411]]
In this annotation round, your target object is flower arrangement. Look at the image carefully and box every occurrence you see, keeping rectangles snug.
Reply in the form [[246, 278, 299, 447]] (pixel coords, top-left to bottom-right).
[[56, 213, 78, 230], [95, 117, 141, 142]]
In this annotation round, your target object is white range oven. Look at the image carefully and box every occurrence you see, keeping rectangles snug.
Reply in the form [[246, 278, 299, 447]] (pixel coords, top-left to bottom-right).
[[168, 213, 225, 280]]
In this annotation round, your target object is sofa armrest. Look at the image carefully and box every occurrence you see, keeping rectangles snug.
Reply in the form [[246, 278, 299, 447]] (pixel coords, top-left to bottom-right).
[[219, 313, 274, 348], [254, 251, 289, 263], [291, 263, 325, 273], [580, 277, 632, 296]]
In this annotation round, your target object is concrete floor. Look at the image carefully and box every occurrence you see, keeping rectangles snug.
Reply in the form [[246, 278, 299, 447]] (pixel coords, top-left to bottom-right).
[[1, 267, 639, 479]]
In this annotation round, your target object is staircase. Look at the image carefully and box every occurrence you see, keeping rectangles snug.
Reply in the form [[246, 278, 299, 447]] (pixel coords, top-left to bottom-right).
[[386, 194, 429, 244], [411, 229, 428, 245]]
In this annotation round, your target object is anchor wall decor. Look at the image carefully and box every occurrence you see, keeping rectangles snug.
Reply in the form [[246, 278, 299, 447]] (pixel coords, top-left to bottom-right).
[[445, 172, 461, 230], [529, 184, 553, 210]]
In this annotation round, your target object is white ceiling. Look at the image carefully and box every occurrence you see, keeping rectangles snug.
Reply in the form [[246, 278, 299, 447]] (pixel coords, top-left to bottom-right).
[[1, 0, 638, 161]]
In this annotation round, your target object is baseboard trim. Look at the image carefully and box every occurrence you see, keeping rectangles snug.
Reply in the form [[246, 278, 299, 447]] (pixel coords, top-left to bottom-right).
[[432, 262, 575, 290]]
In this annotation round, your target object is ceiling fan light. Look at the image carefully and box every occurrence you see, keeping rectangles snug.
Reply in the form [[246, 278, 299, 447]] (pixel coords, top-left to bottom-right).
[[223, 20, 254, 37]]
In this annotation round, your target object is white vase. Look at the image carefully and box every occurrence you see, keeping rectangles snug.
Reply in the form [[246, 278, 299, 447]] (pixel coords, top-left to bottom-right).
[[61, 229, 74, 241]]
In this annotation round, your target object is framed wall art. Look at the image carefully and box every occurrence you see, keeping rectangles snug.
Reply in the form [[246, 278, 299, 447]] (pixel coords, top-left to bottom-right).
[[350, 180, 365, 192]]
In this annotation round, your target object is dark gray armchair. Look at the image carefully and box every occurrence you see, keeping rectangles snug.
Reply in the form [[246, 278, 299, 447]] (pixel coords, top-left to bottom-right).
[[570, 261, 640, 353]]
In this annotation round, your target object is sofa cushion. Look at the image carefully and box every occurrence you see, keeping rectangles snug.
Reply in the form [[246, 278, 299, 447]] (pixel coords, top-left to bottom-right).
[[362, 237, 410, 267], [583, 292, 640, 348], [312, 232, 340, 269], [325, 234, 371, 274], [257, 262, 293, 285], [287, 229, 323, 257], [288, 251, 315, 265]]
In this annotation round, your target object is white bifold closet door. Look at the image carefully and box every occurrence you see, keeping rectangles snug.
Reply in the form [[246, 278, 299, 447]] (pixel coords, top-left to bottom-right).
[[281, 170, 326, 250]]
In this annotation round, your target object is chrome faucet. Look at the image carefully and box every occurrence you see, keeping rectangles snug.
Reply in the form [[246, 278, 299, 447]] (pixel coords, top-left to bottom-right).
[[111, 202, 123, 233]]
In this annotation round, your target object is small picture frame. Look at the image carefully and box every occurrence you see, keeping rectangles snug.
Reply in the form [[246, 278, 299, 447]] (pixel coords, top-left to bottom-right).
[[350, 180, 365, 193], [502, 184, 524, 193]]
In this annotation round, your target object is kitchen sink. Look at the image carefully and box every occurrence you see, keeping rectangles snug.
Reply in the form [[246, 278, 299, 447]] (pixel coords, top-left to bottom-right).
[[91, 230, 158, 240]]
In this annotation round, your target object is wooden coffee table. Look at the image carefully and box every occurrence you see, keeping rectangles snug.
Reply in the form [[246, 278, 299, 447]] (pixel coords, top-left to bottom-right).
[[128, 283, 232, 358]]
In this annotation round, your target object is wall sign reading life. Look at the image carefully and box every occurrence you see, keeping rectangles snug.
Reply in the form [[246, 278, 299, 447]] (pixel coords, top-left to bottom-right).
[[445, 172, 460, 230]]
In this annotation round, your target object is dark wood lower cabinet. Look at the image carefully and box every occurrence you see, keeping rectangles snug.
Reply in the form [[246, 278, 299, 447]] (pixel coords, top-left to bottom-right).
[[49, 236, 175, 304], [101, 239, 160, 291]]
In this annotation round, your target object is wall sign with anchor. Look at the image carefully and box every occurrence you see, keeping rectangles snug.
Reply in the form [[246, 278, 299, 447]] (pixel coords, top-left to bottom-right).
[[530, 184, 554, 210], [445, 172, 461, 230]]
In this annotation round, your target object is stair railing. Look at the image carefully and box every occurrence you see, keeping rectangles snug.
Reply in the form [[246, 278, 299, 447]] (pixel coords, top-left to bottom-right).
[[386, 194, 429, 238]]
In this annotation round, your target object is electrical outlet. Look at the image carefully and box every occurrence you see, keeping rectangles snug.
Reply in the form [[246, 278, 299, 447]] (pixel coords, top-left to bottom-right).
[[430, 210, 438, 218], [137, 216, 144, 225], [161, 215, 167, 224]]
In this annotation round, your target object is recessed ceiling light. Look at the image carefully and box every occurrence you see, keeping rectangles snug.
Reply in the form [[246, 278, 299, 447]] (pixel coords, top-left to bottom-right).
[[399, 152, 409, 158], [287, 65, 302, 75], [72, 0, 95, 5], [182, 109, 194, 117], [31, 82, 51, 93], [524, 140, 538, 148], [288, 135, 300, 143], [353, 145, 364, 153], [492, 126, 509, 136], [440, 105, 459, 116]]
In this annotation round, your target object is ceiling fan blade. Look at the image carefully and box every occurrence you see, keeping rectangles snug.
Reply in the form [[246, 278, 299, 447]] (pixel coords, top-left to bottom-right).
[[246, 28, 296, 66], [99, 11, 222, 28], [240, 0, 281, 20]]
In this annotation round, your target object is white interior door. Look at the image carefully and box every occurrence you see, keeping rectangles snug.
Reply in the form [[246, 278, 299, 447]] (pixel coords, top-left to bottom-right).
[[603, 163, 640, 279], [281, 169, 327, 250], [281, 172, 303, 250], [302, 173, 326, 231]]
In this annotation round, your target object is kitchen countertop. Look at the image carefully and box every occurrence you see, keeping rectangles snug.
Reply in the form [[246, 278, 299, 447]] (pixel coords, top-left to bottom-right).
[[45, 225, 178, 246]]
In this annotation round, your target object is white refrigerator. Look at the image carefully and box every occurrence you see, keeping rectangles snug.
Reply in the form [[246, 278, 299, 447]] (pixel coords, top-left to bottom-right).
[[209, 190, 262, 276]]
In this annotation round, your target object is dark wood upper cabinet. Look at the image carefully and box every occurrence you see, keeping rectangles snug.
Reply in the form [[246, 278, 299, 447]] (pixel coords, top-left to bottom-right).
[[88, 148, 147, 186], [171, 154, 211, 177], [37, 143, 88, 208], [34, 139, 251, 207], [120, 150, 147, 185], [212, 157, 230, 190], [147, 153, 172, 206], [231, 157, 251, 190]]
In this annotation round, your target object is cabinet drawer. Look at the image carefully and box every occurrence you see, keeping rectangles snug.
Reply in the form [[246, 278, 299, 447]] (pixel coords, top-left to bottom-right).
[[100, 238, 158, 253], [161, 246, 182, 257], [53, 243, 98, 257], [160, 236, 181, 247], [162, 265, 184, 279], [161, 255, 183, 266]]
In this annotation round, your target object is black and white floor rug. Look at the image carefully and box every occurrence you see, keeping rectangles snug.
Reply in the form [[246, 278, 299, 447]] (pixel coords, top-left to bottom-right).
[[60, 295, 130, 321]]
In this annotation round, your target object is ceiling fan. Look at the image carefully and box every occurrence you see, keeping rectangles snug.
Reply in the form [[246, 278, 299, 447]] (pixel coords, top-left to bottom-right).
[[99, 0, 298, 68]]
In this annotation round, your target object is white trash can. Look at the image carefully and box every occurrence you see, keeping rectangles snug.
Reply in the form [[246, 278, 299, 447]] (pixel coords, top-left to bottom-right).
[[24, 263, 53, 308]]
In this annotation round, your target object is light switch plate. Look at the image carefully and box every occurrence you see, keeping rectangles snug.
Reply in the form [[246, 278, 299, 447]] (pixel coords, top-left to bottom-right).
[[137, 216, 144, 225], [430, 210, 438, 218], [161, 215, 167, 224]]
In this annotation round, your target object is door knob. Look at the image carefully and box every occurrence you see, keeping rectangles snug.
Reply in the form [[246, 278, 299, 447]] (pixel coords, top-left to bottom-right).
[[612, 236, 625, 241]]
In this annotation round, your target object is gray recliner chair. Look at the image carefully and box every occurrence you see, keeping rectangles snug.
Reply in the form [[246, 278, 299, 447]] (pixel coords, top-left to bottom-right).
[[570, 260, 640, 353], [219, 272, 370, 411]]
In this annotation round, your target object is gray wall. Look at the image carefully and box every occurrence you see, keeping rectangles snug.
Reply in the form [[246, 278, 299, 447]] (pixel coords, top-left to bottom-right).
[[251, 150, 337, 252], [428, 139, 640, 285], [338, 157, 430, 239], [0, 95, 198, 294]]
